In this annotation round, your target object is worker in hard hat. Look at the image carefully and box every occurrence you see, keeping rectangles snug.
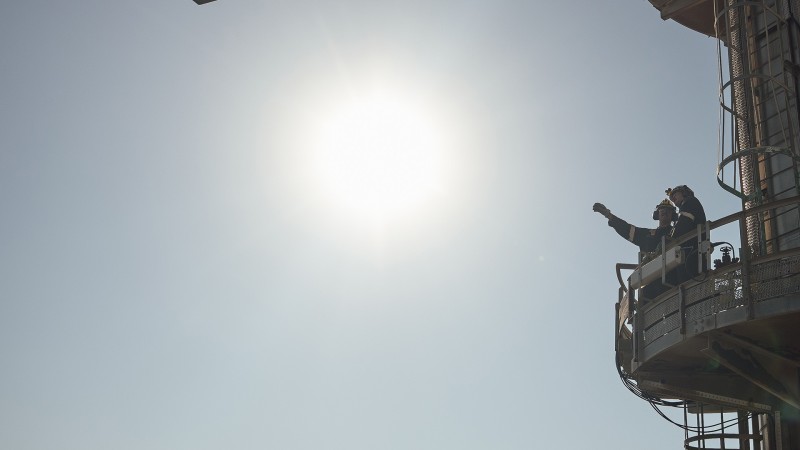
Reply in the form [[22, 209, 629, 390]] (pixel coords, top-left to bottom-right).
[[593, 199, 677, 253], [666, 185, 706, 241], [666, 184, 708, 276]]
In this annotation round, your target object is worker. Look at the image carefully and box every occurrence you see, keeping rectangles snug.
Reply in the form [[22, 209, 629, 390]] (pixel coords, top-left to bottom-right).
[[667, 184, 708, 278], [593, 200, 677, 254], [667, 185, 706, 240]]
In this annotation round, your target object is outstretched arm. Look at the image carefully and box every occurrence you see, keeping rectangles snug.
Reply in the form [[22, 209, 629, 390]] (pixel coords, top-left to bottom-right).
[[594, 202, 651, 249]]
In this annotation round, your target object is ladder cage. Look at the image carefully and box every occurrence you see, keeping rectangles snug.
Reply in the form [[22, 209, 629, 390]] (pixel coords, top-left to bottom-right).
[[683, 403, 764, 450], [716, 0, 800, 257]]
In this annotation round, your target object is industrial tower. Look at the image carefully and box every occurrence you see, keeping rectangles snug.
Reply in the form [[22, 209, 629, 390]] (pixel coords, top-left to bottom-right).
[[616, 1, 800, 449]]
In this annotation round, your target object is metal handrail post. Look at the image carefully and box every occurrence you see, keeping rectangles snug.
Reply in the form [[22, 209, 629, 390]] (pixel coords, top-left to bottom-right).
[[697, 223, 703, 275], [679, 284, 686, 335], [632, 279, 640, 364], [661, 235, 668, 285], [705, 221, 712, 270], [628, 278, 635, 325], [615, 299, 620, 352]]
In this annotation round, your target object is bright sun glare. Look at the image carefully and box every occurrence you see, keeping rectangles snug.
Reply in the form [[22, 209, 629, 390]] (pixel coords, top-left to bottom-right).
[[310, 89, 450, 224]]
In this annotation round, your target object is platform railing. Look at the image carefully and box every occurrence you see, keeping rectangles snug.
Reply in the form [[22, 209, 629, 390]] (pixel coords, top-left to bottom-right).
[[615, 195, 800, 366]]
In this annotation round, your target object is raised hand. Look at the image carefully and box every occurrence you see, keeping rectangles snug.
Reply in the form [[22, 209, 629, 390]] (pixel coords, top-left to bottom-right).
[[593, 202, 611, 218]]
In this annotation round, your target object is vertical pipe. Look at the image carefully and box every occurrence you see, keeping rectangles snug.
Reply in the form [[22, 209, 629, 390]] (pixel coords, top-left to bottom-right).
[[685, 403, 690, 444], [721, 407, 727, 449], [751, 414, 761, 450], [740, 411, 751, 450]]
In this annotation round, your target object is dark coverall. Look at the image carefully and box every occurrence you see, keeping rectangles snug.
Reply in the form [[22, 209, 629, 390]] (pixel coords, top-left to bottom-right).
[[608, 216, 672, 254], [672, 195, 708, 278]]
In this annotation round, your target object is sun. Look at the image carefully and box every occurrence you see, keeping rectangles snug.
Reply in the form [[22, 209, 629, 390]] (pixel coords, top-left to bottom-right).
[[309, 88, 450, 224]]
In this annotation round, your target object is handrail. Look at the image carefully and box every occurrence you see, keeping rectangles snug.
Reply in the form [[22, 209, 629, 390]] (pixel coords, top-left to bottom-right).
[[750, 246, 800, 265], [661, 194, 800, 254], [613, 194, 800, 286], [710, 194, 800, 229], [616, 263, 638, 291]]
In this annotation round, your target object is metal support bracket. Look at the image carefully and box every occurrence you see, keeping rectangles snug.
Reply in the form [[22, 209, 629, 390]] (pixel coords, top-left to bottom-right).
[[702, 332, 800, 410]]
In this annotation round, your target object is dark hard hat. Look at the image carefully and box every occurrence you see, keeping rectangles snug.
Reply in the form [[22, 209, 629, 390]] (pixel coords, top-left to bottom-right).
[[666, 185, 694, 199]]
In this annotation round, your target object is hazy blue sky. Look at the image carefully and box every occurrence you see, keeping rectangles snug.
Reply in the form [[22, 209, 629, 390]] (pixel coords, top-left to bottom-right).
[[1, 1, 744, 449]]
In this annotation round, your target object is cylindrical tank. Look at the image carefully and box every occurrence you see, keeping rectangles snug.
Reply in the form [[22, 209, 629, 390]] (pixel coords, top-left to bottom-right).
[[636, 1, 800, 448]]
